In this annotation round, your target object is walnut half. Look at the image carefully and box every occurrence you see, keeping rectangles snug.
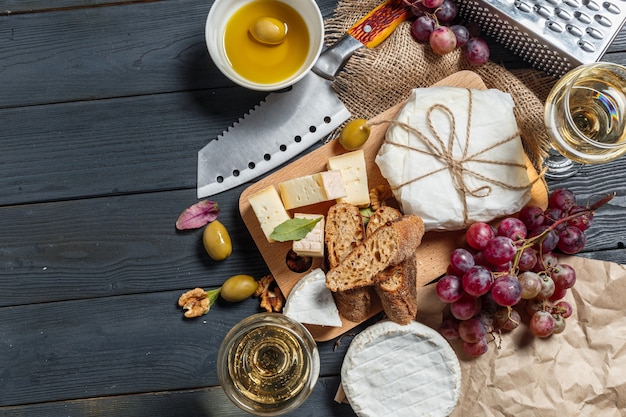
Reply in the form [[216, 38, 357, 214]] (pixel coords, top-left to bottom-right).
[[254, 275, 285, 313], [178, 287, 210, 318]]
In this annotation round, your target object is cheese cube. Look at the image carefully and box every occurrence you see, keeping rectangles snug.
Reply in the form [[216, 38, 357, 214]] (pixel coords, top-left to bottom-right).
[[248, 186, 290, 242], [292, 213, 325, 257], [279, 174, 327, 210], [319, 170, 347, 200], [327, 150, 370, 207]]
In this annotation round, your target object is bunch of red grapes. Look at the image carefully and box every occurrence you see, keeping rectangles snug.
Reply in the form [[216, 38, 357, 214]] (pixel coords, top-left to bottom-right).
[[436, 189, 598, 357], [403, 0, 490, 65]]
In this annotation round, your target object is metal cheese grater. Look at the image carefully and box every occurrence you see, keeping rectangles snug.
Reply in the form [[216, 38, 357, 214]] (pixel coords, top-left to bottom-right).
[[455, 0, 626, 76]]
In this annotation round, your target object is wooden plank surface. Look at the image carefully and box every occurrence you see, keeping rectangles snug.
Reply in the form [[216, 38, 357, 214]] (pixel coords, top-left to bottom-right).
[[1, 0, 626, 415]]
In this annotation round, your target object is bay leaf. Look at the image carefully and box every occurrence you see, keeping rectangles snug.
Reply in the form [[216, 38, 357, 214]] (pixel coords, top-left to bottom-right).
[[270, 217, 322, 242], [176, 200, 220, 230]]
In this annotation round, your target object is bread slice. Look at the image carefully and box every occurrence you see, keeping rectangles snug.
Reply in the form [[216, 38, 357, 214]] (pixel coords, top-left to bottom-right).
[[366, 206, 403, 236], [326, 215, 425, 292], [326, 203, 364, 268], [365, 207, 418, 324], [325, 203, 373, 323], [375, 256, 418, 325]]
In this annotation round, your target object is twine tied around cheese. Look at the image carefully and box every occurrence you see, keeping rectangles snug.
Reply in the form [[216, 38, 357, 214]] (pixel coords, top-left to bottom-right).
[[371, 88, 531, 228]]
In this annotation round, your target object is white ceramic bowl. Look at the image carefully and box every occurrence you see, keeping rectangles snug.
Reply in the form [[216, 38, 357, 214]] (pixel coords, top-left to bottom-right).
[[205, 0, 324, 91]]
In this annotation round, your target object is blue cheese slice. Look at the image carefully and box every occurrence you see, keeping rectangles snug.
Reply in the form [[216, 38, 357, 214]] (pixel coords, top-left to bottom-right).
[[248, 185, 291, 243], [283, 268, 342, 327], [341, 320, 461, 417], [292, 213, 325, 257]]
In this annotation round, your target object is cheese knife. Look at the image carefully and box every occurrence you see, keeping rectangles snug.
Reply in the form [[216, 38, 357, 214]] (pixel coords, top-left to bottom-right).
[[197, 0, 412, 198]]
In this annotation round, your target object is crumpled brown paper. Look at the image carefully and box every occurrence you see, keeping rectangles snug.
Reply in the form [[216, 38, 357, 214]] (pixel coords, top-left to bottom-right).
[[338, 255, 626, 416]]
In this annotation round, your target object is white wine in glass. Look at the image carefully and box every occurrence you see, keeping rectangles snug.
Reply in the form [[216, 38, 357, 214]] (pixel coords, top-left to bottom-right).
[[544, 62, 626, 178]]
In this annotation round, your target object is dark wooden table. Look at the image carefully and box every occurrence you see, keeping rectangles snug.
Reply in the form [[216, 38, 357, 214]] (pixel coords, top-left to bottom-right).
[[1, 1, 625, 416]]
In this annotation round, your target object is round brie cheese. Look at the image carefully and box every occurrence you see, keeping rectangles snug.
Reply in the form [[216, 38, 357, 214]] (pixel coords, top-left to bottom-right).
[[341, 320, 461, 417]]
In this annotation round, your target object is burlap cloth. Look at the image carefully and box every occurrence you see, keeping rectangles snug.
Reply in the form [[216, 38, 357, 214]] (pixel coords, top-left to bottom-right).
[[324, 0, 559, 171]]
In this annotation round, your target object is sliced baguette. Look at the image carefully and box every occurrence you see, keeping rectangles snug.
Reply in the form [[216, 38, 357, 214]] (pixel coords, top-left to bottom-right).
[[374, 256, 418, 325], [367, 207, 418, 324], [366, 207, 418, 325], [326, 215, 425, 292], [325, 203, 373, 323]]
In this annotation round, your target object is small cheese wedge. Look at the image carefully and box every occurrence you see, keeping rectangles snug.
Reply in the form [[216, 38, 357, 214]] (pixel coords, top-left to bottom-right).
[[327, 150, 370, 207], [279, 171, 347, 210], [283, 268, 342, 327], [292, 213, 325, 258], [279, 173, 327, 210], [341, 320, 461, 417], [319, 170, 347, 200], [248, 185, 290, 242]]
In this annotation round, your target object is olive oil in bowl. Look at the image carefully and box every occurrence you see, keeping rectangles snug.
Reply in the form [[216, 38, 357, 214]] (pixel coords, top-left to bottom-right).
[[223, 0, 311, 85]]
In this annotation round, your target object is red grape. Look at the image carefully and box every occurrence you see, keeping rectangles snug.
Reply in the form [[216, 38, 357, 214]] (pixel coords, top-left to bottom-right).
[[518, 271, 542, 299], [458, 318, 487, 343], [549, 188, 576, 212], [518, 247, 538, 271], [549, 286, 568, 301], [449, 24, 470, 48], [551, 263, 576, 289], [451, 293, 481, 320], [466, 222, 495, 250], [537, 273, 556, 299], [552, 314, 566, 334], [462, 265, 494, 297], [410, 15, 436, 43], [557, 226, 587, 254], [463, 37, 490, 65], [530, 310, 555, 337], [422, 0, 444, 8], [495, 308, 521, 331], [497, 217, 527, 241], [436, 274, 464, 303], [529, 226, 559, 253], [518, 205, 545, 230], [435, 0, 458, 22], [450, 248, 475, 273], [568, 206, 593, 231], [439, 318, 460, 340], [491, 275, 522, 306], [429, 26, 457, 55], [462, 337, 489, 356], [553, 300, 573, 318], [484, 236, 516, 265]]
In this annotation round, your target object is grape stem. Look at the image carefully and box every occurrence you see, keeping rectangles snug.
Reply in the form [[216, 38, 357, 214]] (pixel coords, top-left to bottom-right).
[[511, 192, 614, 273]]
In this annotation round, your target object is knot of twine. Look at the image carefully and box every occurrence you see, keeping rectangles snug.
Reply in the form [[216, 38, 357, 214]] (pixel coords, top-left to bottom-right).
[[372, 88, 530, 227]]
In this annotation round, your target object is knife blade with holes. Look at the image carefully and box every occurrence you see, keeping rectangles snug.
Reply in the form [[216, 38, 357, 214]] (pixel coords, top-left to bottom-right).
[[197, 0, 411, 198]]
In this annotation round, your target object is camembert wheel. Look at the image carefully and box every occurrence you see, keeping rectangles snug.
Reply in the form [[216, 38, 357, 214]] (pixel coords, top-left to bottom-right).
[[341, 320, 461, 417]]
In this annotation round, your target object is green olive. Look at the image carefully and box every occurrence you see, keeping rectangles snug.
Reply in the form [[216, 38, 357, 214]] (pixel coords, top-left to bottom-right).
[[220, 274, 258, 303], [249, 17, 288, 45], [203, 220, 232, 261], [338, 118, 371, 150]]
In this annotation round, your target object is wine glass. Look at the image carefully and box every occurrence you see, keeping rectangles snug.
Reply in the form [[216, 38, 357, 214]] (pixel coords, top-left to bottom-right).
[[543, 62, 626, 179]]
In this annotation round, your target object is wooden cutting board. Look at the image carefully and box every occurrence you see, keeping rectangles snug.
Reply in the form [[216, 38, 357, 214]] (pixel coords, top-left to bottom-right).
[[239, 71, 548, 341]]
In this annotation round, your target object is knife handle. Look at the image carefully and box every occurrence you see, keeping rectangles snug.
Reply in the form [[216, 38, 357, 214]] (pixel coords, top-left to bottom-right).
[[347, 0, 412, 48]]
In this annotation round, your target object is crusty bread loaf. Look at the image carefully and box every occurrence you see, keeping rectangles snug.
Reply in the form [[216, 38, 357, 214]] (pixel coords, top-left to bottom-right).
[[367, 207, 418, 325], [375, 256, 418, 325], [325, 203, 373, 322], [326, 214, 425, 292]]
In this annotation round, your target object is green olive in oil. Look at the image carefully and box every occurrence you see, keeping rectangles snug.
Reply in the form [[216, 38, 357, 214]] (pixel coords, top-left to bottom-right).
[[223, 0, 310, 85]]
